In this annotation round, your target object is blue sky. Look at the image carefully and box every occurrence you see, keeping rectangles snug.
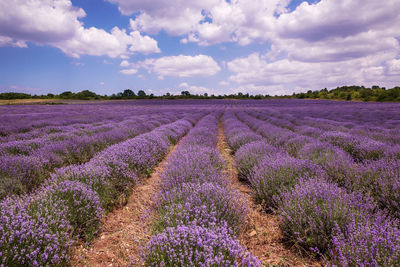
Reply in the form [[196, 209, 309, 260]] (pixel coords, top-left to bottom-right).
[[0, 0, 399, 96]]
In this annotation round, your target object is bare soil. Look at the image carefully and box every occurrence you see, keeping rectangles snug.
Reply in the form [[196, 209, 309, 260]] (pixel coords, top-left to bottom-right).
[[0, 99, 65, 105], [217, 122, 323, 267], [70, 144, 180, 266]]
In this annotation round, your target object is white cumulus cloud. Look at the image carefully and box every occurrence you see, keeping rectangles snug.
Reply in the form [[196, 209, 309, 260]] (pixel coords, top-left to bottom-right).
[[0, 36, 27, 47], [178, 82, 212, 95], [121, 55, 221, 78], [225, 0, 400, 93], [120, 60, 130, 67], [0, 0, 160, 58], [111, 0, 289, 45], [386, 59, 400, 76], [227, 52, 400, 94], [120, 68, 138, 75]]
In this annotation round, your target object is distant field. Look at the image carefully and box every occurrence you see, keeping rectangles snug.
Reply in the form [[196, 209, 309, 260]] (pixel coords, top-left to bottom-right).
[[0, 99, 399, 266], [0, 98, 64, 105], [0, 98, 133, 105]]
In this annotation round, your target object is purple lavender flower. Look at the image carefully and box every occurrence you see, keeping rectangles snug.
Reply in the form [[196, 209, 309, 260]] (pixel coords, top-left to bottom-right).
[[355, 159, 400, 219], [157, 182, 247, 234], [250, 154, 325, 210], [38, 180, 103, 241], [298, 142, 358, 187], [0, 195, 72, 265], [275, 178, 379, 255], [161, 145, 226, 190], [330, 216, 400, 266], [144, 111, 259, 265], [0, 112, 191, 198], [143, 225, 260, 266], [235, 141, 281, 181], [0, 114, 197, 265]]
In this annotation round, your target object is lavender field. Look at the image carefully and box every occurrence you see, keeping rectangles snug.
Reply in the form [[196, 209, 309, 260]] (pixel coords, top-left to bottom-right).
[[1, 99, 399, 266]]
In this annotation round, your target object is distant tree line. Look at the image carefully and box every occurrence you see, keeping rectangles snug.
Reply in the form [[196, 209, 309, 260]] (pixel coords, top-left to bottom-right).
[[0, 90, 104, 100], [109, 89, 273, 100], [0, 89, 273, 100], [0, 92, 33, 100], [1, 85, 399, 102], [291, 86, 400, 102]]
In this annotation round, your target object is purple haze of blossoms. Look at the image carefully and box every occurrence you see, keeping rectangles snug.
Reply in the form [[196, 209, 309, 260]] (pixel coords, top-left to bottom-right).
[[0, 110, 187, 198], [0, 110, 199, 265], [221, 104, 400, 265], [144, 112, 260, 266], [144, 225, 260, 266], [1, 100, 400, 266]]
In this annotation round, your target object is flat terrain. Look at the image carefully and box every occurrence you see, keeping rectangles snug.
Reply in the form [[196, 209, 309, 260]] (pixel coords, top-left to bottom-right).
[[0, 99, 399, 266]]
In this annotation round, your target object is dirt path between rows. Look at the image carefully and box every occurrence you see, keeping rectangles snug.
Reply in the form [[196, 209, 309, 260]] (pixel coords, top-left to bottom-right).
[[217, 122, 323, 267], [70, 143, 180, 266]]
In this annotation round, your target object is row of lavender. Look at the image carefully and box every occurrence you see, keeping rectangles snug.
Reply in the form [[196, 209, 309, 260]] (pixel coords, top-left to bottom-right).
[[238, 109, 400, 224], [254, 101, 400, 130], [222, 110, 399, 266], [264, 108, 398, 156], [287, 102, 400, 130], [0, 113, 201, 266], [142, 112, 260, 266], [245, 110, 400, 220], [0, 100, 234, 139], [0, 103, 165, 137], [0, 111, 187, 199], [0, 112, 178, 144]]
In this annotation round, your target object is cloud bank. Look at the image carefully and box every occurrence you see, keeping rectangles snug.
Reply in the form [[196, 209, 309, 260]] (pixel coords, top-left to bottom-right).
[[1, 0, 399, 94], [0, 0, 160, 58], [120, 55, 221, 79]]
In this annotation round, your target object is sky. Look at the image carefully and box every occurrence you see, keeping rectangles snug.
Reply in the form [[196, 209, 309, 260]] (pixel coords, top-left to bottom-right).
[[0, 0, 399, 96]]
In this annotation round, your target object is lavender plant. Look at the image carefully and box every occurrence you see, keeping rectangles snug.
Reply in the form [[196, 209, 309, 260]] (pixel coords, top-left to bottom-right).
[[161, 145, 226, 190], [275, 178, 379, 255], [235, 141, 281, 181], [2, 100, 400, 266], [51, 162, 121, 211], [156, 182, 247, 234], [298, 142, 358, 187], [0, 115, 196, 265], [0, 196, 72, 266], [330, 216, 400, 266], [144, 225, 260, 267], [0, 113, 185, 198], [144, 111, 259, 266], [283, 135, 314, 157], [355, 159, 400, 219], [227, 132, 263, 153], [320, 131, 392, 162], [39, 180, 103, 241], [249, 155, 324, 210]]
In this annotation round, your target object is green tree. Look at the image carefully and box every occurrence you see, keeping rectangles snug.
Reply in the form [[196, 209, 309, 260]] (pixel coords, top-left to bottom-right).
[[75, 90, 98, 100], [122, 89, 135, 98], [137, 90, 146, 97], [0, 92, 31, 99], [59, 91, 73, 99], [181, 91, 190, 96]]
